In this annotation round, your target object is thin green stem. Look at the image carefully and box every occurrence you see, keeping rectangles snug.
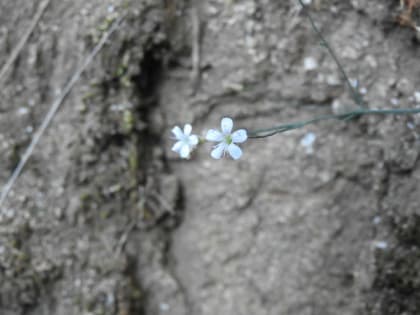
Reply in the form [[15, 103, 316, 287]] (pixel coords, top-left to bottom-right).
[[298, 0, 364, 107], [248, 2, 420, 139], [248, 107, 420, 138]]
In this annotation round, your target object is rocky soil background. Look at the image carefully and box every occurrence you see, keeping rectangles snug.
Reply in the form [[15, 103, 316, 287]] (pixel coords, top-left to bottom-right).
[[0, 0, 420, 314]]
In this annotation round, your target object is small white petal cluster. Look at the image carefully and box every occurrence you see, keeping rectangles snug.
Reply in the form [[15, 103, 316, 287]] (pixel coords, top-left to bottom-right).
[[170, 117, 248, 160], [206, 117, 247, 160], [171, 124, 199, 159]]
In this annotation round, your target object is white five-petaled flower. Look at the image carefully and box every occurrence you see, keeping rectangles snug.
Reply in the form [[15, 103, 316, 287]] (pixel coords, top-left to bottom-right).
[[171, 124, 199, 159], [206, 117, 248, 160]]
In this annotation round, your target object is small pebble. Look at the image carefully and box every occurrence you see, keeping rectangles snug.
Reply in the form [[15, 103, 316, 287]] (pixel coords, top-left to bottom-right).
[[300, 132, 316, 154], [373, 216, 381, 225], [374, 241, 388, 250], [359, 87, 367, 95], [160, 303, 170, 311], [414, 91, 420, 103], [407, 122, 416, 130], [304, 57, 318, 71], [390, 98, 399, 106], [17, 107, 29, 115], [350, 78, 359, 88]]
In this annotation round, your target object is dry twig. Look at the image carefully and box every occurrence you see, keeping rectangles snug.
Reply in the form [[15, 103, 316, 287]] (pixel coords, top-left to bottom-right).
[[397, 0, 420, 31], [0, 0, 51, 85], [0, 16, 125, 208], [190, 2, 204, 95]]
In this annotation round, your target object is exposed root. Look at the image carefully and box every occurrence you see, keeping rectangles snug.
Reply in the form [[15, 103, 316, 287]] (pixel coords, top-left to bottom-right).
[[396, 0, 420, 32]]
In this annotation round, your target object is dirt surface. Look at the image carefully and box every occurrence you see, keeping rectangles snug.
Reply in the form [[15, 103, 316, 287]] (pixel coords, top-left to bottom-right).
[[0, 0, 420, 314]]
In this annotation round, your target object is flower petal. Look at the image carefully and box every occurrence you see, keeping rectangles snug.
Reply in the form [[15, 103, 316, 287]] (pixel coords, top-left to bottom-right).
[[231, 129, 248, 143], [206, 129, 223, 142], [189, 135, 199, 146], [228, 143, 242, 160], [210, 143, 226, 159], [221, 117, 233, 134], [172, 141, 183, 153], [171, 126, 183, 140], [184, 124, 192, 136], [180, 144, 191, 159]]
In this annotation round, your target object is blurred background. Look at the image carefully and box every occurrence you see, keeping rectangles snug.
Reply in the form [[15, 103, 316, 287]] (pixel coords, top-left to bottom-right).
[[1, 0, 420, 314]]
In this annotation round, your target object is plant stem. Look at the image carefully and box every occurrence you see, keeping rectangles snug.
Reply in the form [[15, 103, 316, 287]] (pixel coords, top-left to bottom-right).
[[248, 107, 420, 138], [298, 0, 365, 107]]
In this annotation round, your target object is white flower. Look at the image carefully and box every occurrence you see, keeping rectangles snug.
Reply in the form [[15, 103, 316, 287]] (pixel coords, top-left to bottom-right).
[[171, 124, 199, 159], [206, 117, 248, 160]]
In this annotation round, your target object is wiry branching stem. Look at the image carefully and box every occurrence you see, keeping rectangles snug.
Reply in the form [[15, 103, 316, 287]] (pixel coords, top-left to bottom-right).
[[247, 1, 420, 139], [248, 108, 420, 138], [298, 0, 365, 107]]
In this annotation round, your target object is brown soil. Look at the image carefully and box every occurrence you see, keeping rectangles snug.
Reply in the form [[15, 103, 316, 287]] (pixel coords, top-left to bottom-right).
[[0, 0, 420, 314]]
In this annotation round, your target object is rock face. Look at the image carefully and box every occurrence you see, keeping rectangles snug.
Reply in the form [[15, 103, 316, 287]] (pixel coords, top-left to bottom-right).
[[0, 0, 420, 314]]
